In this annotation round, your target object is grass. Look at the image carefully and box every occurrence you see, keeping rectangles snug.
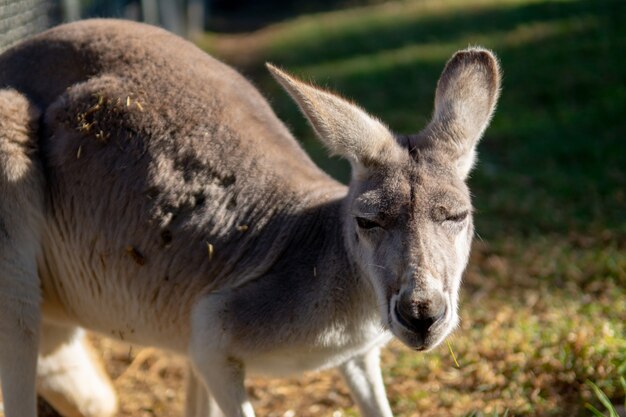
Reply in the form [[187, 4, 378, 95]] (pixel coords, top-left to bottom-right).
[[586, 377, 626, 417], [200, 0, 626, 415]]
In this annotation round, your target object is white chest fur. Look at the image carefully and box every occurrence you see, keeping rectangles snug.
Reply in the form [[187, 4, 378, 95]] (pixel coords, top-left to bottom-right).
[[244, 324, 392, 377]]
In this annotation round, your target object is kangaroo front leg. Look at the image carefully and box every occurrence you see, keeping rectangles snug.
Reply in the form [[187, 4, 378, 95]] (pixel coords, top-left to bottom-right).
[[185, 365, 224, 417], [185, 365, 207, 417], [188, 350, 254, 417], [339, 348, 393, 417], [189, 298, 255, 417]]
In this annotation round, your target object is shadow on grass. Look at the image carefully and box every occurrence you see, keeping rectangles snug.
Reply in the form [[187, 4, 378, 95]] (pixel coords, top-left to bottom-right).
[[264, 0, 623, 70], [232, 0, 626, 239], [208, 0, 391, 33]]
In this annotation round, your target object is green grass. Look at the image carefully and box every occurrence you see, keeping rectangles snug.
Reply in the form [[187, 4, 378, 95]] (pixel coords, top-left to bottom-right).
[[586, 377, 626, 417], [201, 0, 626, 415]]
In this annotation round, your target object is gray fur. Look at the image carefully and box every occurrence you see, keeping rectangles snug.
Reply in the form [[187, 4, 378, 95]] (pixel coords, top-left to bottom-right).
[[0, 19, 500, 417]]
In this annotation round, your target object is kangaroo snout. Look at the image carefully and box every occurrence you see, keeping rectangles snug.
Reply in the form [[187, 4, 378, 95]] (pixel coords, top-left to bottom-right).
[[392, 289, 447, 349]]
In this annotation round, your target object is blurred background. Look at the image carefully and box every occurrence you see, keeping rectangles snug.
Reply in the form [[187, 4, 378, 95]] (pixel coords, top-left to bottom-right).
[[1, 0, 625, 416]]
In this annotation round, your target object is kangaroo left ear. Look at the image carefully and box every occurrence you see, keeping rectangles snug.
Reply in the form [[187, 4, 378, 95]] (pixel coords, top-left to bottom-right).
[[417, 47, 501, 179], [266, 63, 404, 170]]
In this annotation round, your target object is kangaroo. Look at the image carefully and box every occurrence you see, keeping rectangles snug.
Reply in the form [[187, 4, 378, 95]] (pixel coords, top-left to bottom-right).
[[0, 19, 500, 417]]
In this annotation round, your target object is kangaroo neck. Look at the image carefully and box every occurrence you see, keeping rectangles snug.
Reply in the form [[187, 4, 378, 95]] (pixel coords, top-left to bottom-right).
[[291, 185, 380, 325]]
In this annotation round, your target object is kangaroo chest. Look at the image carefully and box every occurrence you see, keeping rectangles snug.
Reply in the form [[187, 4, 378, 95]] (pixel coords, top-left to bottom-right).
[[244, 326, 392, 377]]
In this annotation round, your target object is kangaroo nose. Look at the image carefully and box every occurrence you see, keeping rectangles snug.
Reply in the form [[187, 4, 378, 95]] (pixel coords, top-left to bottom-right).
[[395, 290, 446, 336]]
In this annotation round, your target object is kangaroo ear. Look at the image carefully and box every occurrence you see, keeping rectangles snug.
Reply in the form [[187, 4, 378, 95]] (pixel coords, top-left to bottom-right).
[[418, 47, 501, 179], [267, 64, 403, 169]]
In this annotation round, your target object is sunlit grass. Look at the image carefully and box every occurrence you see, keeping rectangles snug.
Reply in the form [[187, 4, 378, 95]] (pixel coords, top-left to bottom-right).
[[586, 378, 626, 417], [377, 236, 625, 416]]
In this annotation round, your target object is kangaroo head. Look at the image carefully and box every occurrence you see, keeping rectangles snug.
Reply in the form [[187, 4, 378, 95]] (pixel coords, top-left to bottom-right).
[[268, 48, 500, 351]]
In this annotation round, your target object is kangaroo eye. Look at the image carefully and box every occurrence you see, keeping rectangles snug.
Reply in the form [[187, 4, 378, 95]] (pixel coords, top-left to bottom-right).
[[356, 217, 381, 230], [445, 211, 469, 222]]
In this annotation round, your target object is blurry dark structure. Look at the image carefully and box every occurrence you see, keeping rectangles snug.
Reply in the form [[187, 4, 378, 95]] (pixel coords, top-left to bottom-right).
[[209, 0, 385, 32], [0, 0, 209, 53], [62, 0, 208, 36], [0, 0, 59, 52], [70, 0, 210, 36], [0, 0, 383, 52]]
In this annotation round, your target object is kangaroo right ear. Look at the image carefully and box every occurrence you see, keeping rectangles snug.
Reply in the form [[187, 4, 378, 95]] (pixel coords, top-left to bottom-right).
[[416, 48, 501, 179], [267, 64, 404, 169]]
